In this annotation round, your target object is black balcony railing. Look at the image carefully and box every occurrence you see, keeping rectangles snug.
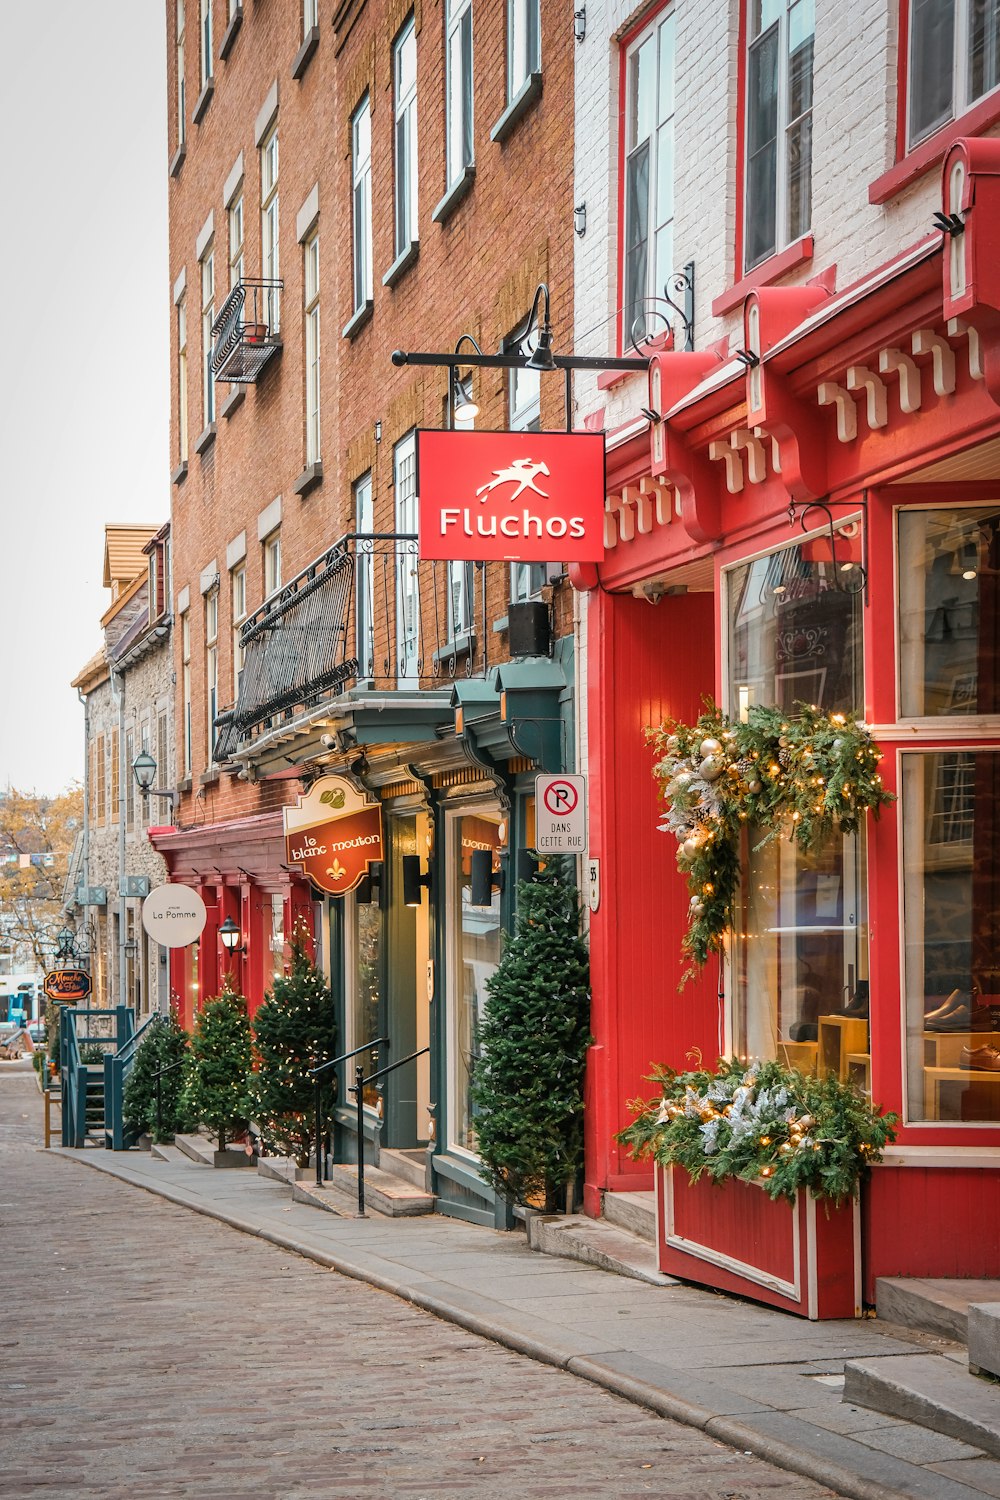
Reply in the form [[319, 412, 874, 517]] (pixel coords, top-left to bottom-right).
[[214, 533, 503, 759], [211, 278, 282, 383]]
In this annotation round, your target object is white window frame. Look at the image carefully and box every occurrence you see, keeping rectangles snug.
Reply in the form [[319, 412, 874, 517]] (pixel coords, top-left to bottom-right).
[[177, 294, 189, 461], [200, 246, 215, 426], [907, 0, 1000, 147], [507, 0, 540, 99], [446, 0, 474, 186], [200, 0, 213, 87], [181, 610, 192, 778], [176, 0, 187, 146], [263, 530, 282, 597], [623, 7, 675, 341], [303, 0, 319, 36], [231, 564, 246, 698], [261, 127, 280, 330], [205, 589, 219, 764], [228, 190, 244, 289], [351, 96, 373, 311], [743, 0, 814, 272], [393, 19, 419, 256], [394, 433, 419, 685], [304, 232, 321, 464], [354, 473, 374, 680]]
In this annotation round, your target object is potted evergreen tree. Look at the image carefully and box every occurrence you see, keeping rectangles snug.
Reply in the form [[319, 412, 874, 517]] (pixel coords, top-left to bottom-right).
[[123, 1011, 191, 1143], [181, 982, 253, 1164], [471, 858, 591, 1214]]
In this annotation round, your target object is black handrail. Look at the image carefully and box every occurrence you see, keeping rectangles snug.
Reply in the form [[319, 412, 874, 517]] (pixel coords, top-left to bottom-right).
[[151, 1057, 186, 1141], [350, 1046, 430, 1217], [308, 1037, 389, 1187]]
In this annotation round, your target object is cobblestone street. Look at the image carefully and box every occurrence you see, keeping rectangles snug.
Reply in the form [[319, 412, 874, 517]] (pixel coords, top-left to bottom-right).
[[0, 1068, 832, 1499]]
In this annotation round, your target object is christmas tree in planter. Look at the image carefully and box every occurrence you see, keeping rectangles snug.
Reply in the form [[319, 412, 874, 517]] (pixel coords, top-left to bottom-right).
[[471, 858, 591, 1213], [180, 983, 253, 1152], [123, 1010, 192, 1143], [251, 923, 337, 1167]]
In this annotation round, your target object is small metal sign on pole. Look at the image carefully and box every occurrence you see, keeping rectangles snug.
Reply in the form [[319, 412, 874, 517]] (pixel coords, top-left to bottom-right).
[[534, 774, 588, 854]]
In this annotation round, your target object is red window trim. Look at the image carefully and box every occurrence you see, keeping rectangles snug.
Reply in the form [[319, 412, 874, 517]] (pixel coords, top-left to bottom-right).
[[711, 234, 814, 317], [870, 91, 1000, 205]]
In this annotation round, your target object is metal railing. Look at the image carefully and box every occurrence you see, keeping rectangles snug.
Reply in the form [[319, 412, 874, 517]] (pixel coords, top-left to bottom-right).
[[211, 278, 282, 383], [350, 1047, 429, 1217], [105, 1010, 158, 1150], [59, 1005, 133, 1149], [307, 1037, 389, 1187], [152, 1056, 187, 1142]]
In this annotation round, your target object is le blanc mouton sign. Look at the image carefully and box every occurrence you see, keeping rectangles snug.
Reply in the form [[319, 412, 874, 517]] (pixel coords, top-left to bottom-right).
[[416, 429, 606, 563], [283, 775, 384, 896]]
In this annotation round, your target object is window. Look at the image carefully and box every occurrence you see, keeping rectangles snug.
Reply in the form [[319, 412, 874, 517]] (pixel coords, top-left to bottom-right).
[[205, 590, 218, 763], [110, 728, 120, 824], [263, 530, 282, 596], [201, 246, 215, 426], [95, 734, 106, 824], [228, 190, 244, 289], [744, 0, 814, 271], [139, 724, 151, 829], [448, 809, 503, 1152], [898, 505, 1000, 718], [125, 728, 136, 831], [200, 0, 213, 87], [261, 127, 280, 330], [177, 294, 189, 461], [623, 8, 675, 342], [176, 1, 187, 146], [304, 233, 321, 463], [303, 0, 318, 34], [393, 20, 419, 256], [231, 565, 246, 698], [727, 535, 867, 1082], [181, 611, 192, 778], [394, 434, 419, 684], [909, 0, 1000, 145], [355, 473, 374, 679], [351, 97, 373, 311], [157, 710, 169, 796], [446, 0, 474, 186], [507, 323, 546, 602], [508, 0, 540, 98]]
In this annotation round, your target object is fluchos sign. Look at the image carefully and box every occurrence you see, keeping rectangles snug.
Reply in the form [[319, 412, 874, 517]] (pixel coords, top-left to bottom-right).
[[416, 429, 606, 562], [283, 774, 384, 896]]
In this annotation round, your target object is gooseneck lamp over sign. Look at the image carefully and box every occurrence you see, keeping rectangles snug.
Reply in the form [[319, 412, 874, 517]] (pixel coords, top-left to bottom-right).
[[218, 916, 246, 955]]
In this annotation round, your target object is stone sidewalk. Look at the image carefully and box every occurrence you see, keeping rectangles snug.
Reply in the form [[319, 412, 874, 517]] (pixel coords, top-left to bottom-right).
[[48, 1104, 1000, 1500]]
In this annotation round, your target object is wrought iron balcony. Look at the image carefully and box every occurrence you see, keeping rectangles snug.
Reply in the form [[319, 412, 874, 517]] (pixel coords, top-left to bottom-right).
[[215, 533, 508, 760], [211, 278, 282, 383]]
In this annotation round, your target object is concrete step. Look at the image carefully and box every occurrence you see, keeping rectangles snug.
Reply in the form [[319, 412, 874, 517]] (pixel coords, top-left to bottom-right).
[[327, 1162, 435, 1216], [969, 1303, 1000, 1379], [379, 1146, 429, 1190], [174, 1133, 214, 1166], [291, 1180, 353, 1216], [876, 1276, 1000, 1344], [601, 1189, 656, 1245], [149, 1143, 187, 1164], [527, 1213, 676, 1287], [844, 1353, 1000, 1457], [257, 1156, 311, 1185]]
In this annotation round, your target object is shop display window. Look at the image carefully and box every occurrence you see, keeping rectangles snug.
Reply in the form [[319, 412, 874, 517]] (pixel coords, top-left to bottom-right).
[[347, 891, 383, 1109], [727, 536, 869, 1084], [449, 810, 503, 1152], [898, 506, 1000, 719], [902, 749, 1000, 1121]]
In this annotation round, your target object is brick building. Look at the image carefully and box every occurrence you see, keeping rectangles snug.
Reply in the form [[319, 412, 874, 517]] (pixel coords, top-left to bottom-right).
[[69, 526, 174, 1017], [157, 0, 575, 1223], [574, 0, 1000, 1309]]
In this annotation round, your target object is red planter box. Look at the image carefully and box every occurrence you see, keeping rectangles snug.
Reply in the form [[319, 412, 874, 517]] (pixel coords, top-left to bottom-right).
[[657, 1166, 861, 1319]]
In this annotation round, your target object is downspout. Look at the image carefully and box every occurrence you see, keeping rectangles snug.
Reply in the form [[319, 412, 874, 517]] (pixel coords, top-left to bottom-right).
[[76, 687, 91, 916], [110, 667, 127, 1011]]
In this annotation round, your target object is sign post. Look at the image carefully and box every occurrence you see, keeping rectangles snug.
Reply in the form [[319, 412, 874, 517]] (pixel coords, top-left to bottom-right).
[[534, 774, 588, 854]]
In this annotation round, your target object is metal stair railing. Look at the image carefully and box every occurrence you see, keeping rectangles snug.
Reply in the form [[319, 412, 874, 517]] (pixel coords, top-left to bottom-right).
[[105, 1010, 158, 1150], [60, 1005, 133, 1148], [350, 1047, 429, 1217], [306, 1037, 389, 1187]]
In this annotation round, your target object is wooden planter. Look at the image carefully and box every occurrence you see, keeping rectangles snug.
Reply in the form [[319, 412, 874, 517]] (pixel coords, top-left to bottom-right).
[[657, 1165, 861, 1319]]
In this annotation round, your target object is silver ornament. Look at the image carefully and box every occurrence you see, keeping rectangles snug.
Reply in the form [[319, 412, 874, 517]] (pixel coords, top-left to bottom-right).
[[699, 736, 723, 758], [681, 837, 699, 859], [691, 899, 705, 916], [749, 779, 763, 794], [700, 756, 723, 781], [665, 734, 680, 753], [676, 771, 692, 788]]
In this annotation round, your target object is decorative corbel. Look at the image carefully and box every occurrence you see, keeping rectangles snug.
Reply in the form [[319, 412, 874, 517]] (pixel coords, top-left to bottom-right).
[[911, 329, 957, 397], [639, 474, 676, 526], [709, 439, 744, 494], [817, 381, 858, 443], [846, 365, 889, 429], [947, 317, 985, 380], [731, 428, 767, 484], [878, 347, 922, 413], [751, 372, 827, 503], [651, 423, 722, 541], [622, 482, 654, 534]]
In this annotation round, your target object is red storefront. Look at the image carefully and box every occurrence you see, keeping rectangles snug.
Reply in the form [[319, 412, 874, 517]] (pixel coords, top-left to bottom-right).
[[578, 142, 1000, 1311]]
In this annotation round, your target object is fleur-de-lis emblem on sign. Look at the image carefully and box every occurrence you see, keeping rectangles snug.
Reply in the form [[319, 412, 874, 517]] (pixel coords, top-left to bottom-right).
[[327, 858, 347, 881]]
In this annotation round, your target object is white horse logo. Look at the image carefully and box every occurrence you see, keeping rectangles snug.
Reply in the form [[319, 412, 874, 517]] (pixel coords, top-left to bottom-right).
[[475, 458, 550, 502]]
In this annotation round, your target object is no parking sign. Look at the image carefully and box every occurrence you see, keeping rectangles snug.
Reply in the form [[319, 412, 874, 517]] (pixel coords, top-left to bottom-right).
[[534, 774, 588, 854]]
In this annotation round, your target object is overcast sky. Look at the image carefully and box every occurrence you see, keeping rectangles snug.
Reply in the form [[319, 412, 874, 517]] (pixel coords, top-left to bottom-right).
[[0, 3, 168, 797]]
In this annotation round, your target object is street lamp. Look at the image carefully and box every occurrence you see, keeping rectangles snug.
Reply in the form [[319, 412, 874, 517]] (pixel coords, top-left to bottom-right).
[[55, 926, 76, 960], [131, 751, 178, 820], [218, 916, 246, 955]]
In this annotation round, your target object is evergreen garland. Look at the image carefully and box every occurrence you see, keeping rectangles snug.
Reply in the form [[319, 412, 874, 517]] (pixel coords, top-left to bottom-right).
[[649, 702, 894, 981], [122, 1012, 192, 1143], [180, 983, 253, 1152], [470, 859, 591, 1212], [618, 1056, 897, 1206], [251, 923, 337, 1167]]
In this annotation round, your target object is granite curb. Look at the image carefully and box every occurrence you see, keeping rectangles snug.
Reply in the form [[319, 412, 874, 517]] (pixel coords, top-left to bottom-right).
[[53, 1147, 941, 1500]]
